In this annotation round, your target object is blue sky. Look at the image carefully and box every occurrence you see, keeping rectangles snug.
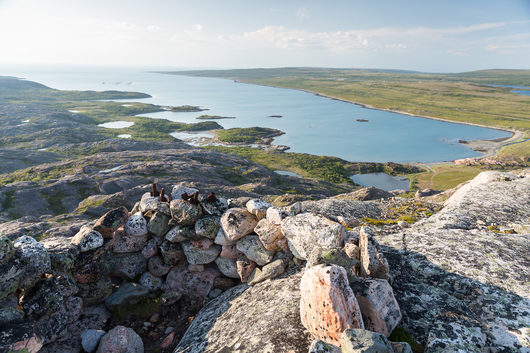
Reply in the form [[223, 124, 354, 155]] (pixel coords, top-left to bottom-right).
[[0, 0, 529, 72]]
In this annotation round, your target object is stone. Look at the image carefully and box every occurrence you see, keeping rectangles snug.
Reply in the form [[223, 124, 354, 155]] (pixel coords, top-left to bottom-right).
[[35, 309, 69, 344], [124, 212, 148, 237], [298, 199, 383, 223], [220, 244, 240, 259], [13, 235, 51, 289], [113, 229, 149, 253], [397, 220, 410, 229], [190, 237, 214, 250], [281, 213, 346, 260], [20, 276, 63, 317], [336, 216, 360, 228], [81, 329, 106, 353], [308, 339, 341, 353], [64, 296, 83, 323], [93, 207, 129, 238], [208, 288, 223, 299], [182, 241, 221, 265], [139, 193, 170, 215], [0, 295, 24, 325], [201, 196, 228, 216], [254, 218, 284, 251], [266, 206, 284, 225], [300, 265, 364, 346], [105, 283, 149, 311], [171, 185, 199, 201], [214, 257, 239, 279], [72, 225, 104, 252], [165, 226, 189, 243], [0, 262, 21, 301], [96, 325, 144, 353], [213, 228, 236, 246], [236, 235, 275, 266], [195, 216, 221, 239], [160, 241, 185, 266], [160, 331, 175, 349], [349, 277, 402, 337], [306, 247, 359, 281], [246, 199, 271, 219], [341, 328, 394, 353], [147, 256, 171, 277], [0, 321, 43, 353], [55, 273, 78, 297], [248, 259, 286, 285], [141, 238, 158, 259], [344, 243, 360, 260], [359, 227, 389, 280], [220, 208, 258, 241], [236, 257, 256, 283], [337, 187, 393, 201], [188, 264, 204, 272], [147, 211, 170, 238], [112, 253, 147, 279], [77, 277, 113, 306], [174, 271, 312, 353], [72, 246, 115, 284], [139, 272, 163, 291], [163, 265, 219, 298], [170, 199, 202, 226], [213, 276, 237, 290], [391, 342, 413, 353], [0, 235, 14, 265]]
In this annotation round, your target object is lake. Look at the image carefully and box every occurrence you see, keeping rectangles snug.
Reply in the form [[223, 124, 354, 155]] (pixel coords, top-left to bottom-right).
[[0, 65, 511, 163], [351, 173, 410, 191]]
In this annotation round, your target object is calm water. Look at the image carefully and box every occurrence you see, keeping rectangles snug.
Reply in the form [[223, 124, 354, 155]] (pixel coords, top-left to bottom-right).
[[0, 65, 512, 163], [487, 84, 530, 96], [351, 173, 410, 191]]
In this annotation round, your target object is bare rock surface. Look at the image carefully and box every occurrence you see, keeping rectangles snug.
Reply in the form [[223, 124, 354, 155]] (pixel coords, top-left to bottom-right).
[[376, 170, 530, 352], [174, 270, 313, 353]]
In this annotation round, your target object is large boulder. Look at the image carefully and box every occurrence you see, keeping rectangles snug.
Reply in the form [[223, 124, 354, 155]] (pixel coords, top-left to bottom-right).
[[299, 199, 383, 223], [281, 213, 345, 260], [300, 265, 364, 346], [174, 270, 313, 353], [341, 329, 394, 353], [13, 235, 51, 289], [93, 207, 129, 238], [236, 235, 275, 266]]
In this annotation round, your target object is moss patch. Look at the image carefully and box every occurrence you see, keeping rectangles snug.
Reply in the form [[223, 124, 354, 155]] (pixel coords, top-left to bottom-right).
[[388, 326, 425, 353]]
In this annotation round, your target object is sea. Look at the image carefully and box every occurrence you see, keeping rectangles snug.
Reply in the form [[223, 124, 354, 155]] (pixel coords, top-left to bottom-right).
[[1, 65, 512, 164]]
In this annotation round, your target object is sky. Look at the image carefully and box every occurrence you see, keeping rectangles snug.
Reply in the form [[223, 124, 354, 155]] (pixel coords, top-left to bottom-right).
[[0, 0, 529, 72]]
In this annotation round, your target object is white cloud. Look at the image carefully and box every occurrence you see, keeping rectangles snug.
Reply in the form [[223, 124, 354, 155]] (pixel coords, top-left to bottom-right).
[[295, 7, 308, 20]]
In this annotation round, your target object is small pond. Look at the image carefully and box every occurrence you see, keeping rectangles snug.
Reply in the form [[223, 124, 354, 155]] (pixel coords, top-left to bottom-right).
[[350, 172, 410, 191]]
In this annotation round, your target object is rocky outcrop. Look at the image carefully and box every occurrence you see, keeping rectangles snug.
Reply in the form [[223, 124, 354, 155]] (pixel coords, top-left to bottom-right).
[[174, 270, 313, 353], [377, 170, 530, 352]]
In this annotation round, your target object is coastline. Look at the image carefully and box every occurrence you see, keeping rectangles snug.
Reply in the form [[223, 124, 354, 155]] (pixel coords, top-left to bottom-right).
[[231, 79, 523, 163]]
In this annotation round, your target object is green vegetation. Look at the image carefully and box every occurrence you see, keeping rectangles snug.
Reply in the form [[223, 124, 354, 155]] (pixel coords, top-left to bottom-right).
[[0, 164, 79, 186], [389, 326, 425, 353], [214, 127, 283, 144], [417, 165, 484, 190], [196, 114, 236, 119], [166, 68, 530, 138], [41, 190, 68, 215]]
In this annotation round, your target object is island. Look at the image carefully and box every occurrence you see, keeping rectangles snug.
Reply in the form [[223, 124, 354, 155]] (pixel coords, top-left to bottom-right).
[[196, 114, 236, 120]]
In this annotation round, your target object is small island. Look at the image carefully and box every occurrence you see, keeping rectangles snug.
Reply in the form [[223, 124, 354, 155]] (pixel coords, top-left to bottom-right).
[[196, 114, 237, 120], [356, 119, 369, 122], [161, 105, 208, 112], [268, 115, 283, 118], [213, 126, 285, 145]]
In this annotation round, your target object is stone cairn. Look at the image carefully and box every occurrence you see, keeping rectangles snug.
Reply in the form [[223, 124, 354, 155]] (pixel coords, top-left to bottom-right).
[[0, 184, 295, 352], [0, 183, 409, 353]]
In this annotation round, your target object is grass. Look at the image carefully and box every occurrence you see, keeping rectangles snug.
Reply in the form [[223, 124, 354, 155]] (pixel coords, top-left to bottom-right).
[[417, 165, 484, 190], [389, 326, 425, 353], [214, 127, 283, 144]]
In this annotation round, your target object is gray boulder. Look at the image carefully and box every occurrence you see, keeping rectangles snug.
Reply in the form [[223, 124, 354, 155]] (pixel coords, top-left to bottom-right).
[[195, 216, 221, 239], [71, 225, 104, 252], [341, 328, 394, 353], [81, 329, 106, 353], [124, 212, 148, 236], [221, 208, 258, 241], [182, 241, 221, 265], [13, 235, 51, 289], [0, 235, 14, 265], [105, 283, 149, 311], [236, 235, 275, 265], [96, 325, 143, 353], [281, 213, 345, 260], [170, 199, 202, 226], [174, 270, 313, 353]]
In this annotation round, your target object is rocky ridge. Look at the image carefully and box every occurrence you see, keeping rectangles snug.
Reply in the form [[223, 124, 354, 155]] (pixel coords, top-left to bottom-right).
[[0, 170, 528, 353]]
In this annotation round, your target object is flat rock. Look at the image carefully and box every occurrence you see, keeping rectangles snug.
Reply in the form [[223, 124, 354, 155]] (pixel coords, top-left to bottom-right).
[[146, 212, 170, 237], [254, 218, 284, 251], [213, 228, 235, 246], [113, 229, 149, 253], [246, 199, 271, 219], [299, 199, 383, 223], [214, 256, 239, 279], [300, 265, 364, 346], [174, 270, 313, 353], [359, 227, 389, 280], [105, 283, 149, 311], [281, 213, 345, 260], [139, 272, 163, 291], [195, 216, 221, 239], [164, 265, 219, 298], [111, 253, 147, 280], [308, 340, 341, 353]]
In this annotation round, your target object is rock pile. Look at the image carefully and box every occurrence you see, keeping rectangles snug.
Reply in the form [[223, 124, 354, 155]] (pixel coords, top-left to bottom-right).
[[0, 183, 298, 352]]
